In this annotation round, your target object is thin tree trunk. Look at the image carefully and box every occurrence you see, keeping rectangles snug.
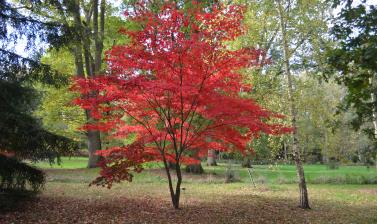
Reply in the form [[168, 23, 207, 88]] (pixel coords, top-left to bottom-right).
[[369, 78, 377, 169], [323, 130, 328, 163], [277, 0, 310, 209], [162, 156, 178, 208], [207, 149, 217, 166], [174, 163, 182, 209], [283, 142, 288, 162], [371, 99, 377, 169]]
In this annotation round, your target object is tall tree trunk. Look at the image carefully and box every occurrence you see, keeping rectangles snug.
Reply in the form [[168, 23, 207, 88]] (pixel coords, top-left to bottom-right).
[[71, 0, 105, 168], [277, 0, 310, 209], [73, 43, 101, 167], [370, 78, 377, 169], [87, 130, 101, 167], [207, 149, 217, 166]]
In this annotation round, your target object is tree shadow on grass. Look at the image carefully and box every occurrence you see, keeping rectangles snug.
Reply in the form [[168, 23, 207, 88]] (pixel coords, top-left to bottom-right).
[[0, 190, 37, 214]]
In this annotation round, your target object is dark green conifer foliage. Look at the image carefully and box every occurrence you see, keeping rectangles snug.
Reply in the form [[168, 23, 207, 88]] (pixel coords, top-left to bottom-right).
[[0, 0, 76, 192]]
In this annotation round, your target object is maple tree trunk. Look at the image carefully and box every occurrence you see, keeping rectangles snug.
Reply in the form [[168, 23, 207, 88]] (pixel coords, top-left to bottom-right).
[[174, 163, 182, 209], [207, 149, 217, 166], [278, 0, 310, 209], [162, 156, 182, 209]]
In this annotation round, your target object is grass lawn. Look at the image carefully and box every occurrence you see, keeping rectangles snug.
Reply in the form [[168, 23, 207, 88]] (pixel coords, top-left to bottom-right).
[[31, 157, 377, 184], [1, 157, 377, 223], [31, 157, 89, 169]]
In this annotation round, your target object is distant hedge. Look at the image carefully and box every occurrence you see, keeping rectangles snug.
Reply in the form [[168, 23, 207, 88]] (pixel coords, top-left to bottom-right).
[[0, 155, 45, 192]]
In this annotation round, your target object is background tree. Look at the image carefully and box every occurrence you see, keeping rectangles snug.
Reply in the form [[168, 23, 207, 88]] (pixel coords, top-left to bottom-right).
[[58, 0, 105, 168], [16, 0, 130, 167], [326, 0, 377, 167], [35, 9, 129, 155], [276, 0, 310, 208], [233, 0, 332, 209], [36, 49, 86, 145], [284, 0, 331, 209], [229, 0, 288, 167]]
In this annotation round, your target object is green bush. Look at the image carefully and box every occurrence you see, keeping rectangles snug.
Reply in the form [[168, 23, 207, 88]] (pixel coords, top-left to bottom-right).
[[0, 155, 45, 192]]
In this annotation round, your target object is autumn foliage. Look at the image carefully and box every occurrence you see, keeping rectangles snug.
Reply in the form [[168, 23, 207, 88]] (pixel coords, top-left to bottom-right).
[[73, 1, 289, 209]]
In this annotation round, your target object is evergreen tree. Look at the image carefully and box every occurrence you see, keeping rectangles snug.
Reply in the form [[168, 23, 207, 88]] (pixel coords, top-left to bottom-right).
[[0, 0, 77, 192]]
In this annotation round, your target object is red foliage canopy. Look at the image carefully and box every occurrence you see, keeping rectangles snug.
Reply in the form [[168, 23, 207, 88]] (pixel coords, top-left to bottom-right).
[[73, 1, 290, 187]]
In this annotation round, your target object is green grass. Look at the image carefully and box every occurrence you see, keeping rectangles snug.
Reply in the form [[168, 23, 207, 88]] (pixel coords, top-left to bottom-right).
[[33, 157, 377, 184], [31, 157, 89, 169], [200, 162, 377, 184]]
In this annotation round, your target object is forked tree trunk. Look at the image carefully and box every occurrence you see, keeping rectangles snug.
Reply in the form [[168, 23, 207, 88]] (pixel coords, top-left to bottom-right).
[[207, 149, 217, 166], [173, 162, 182, 209], [277, 0, 310, 209], [162, 157, 182, 209]]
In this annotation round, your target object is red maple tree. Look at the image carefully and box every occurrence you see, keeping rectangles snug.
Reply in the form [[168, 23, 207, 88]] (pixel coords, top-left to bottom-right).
[[73, 1, 290, 209]]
